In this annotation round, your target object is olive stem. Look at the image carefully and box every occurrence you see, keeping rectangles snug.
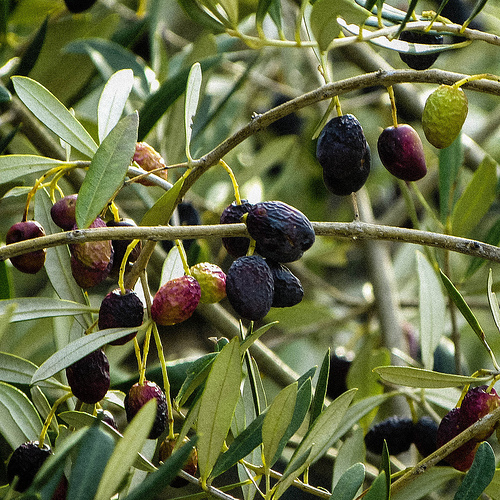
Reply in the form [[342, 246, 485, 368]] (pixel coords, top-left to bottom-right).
[[453, 73, 500, 89], [152, 321, 175, 439], [219, 159, 241, 205], [39, 391, 74, 448], [118, 239, 141, 295], [350, 193, 360, 221], [387, 85, 398, 128]]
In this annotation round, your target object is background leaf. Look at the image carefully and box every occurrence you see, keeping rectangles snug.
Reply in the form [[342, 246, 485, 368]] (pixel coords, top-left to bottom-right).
[[140, 176, 184, 226], [309, 349, 329, 428], [0, 351, 37, 385], [98, 69, 134, 143], [11, 76, 98, 158], [417, 251, 445, 370], [76, 112, 138, 228], [451, 156, 497, 237], [0, 155, 65, 184], [185, 62, 202, 162], [330, 462, 365, 500], [439, 136, 463, 223]]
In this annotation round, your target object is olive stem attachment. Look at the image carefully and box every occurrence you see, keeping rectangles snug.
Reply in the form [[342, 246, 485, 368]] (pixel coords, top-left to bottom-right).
[[118, 239, 141, 295], [453, 73, 500, 89], [387, 85, 398, 128]]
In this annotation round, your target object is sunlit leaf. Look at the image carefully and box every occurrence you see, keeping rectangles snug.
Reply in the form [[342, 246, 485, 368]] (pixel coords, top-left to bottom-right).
[[417, 251, 445, 370], [0, 297, 95, 322], [140, 175, 185, 226], [0, 155, 65, 184], [309, 349, 330, 428], [76, 112, 138, 229], [98, 69, 134, 143], [176, 352, 217, 408], [262, 382, 297, 469], [185, 62, 202, 162], [0, 381, 44, 449], [0, 351, 37, 385], [198, 338, 241, 481], [12, 76, 98, 158], [374, 366, 489, 388], [95, 399, 157, 500], [364, 471, 388, 500], [31, 325, 146, 385]]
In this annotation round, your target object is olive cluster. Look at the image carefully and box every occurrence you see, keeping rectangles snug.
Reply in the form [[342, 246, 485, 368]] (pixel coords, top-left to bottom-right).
[[220, 200, 314, 321]]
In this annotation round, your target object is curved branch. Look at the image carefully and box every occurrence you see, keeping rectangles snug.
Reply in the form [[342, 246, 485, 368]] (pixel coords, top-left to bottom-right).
[[1, 221, 499, 265]]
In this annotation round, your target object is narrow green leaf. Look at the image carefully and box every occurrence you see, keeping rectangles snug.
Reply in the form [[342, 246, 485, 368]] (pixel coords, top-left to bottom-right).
[[138, 56, 220, 141], [159, 246, 185, 286], [440, 270, 492, 352], [0, 381, 44, 449], [94, 399, 157, 500], [275, 389, 357, 498], [0, 297, 94, 322], [392, 468, 463, 500], [439, 136, 463, 223], [310, 0, 370, 51], [465, 219, 500, 278], [0, 84, 11, 103], [58, 411, 156, 472], [68, 424, 116, 500], [332, 429, 365, 492], [262, 382, 297, 469], [0, 303, 15, 341], [380, 441, 391, 497], [123, 437, 198, 500], [76, 112, 138, 229], [417, 252, 445, 370], [185, 62, 202, 162], [0, 351, 37, 385], [198, 337, 242, 481], [454, 441, 495, 499], [451, 156, 497, 238], [374, 366, 489, 388], [176, 0, 226, 32], [240, 321, 279, 354], [309, 349, 330, 428], [0, 155, 65, 184], [11, 76, 98, 158], [217, 0, 238, 25], [364, 471, 388, 500], [487, 269, 500, 335], [35, 189, 91, 329], [98, 69, 134, 143], [176, 352, 217, 407], [330, 462, 365, 500], [140, 175, 185, 226], [256, 0, 273, 31], [0, 260, 12, 300], [31, 325, 146, 385]]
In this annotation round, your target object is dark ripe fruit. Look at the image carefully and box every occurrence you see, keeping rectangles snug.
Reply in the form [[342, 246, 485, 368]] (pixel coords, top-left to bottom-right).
[[316, 114, 371, 195], [326, 353, 352, 400], [96, 409, 118, 430], [267, 260, 303, 307], [458, 386, 500, 441], [225, 255, 274, 321], [151, 275, 201, 326], [69, 217, 114, 288], [107, 218, 142, 277], [220, 200, 254, 257], [125, 381, 167, 439], [7, 441, 51, 492], [159, 435, 198, 487], [50, 194, 78, 230], [64, 0, 98, 12], [398, 31, 443, 70], [98, 288, 144, 345], [413, 416, 438, 457], [364, 416, 414, 455], [246, 201, 315, 263], [66, 349, 110, 404], [189, 262, 226, 304], [437, 407, 477, 471], [377, 124, 427, 182], [133, 142, 168, 186], [6, 221, 46, 274]]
